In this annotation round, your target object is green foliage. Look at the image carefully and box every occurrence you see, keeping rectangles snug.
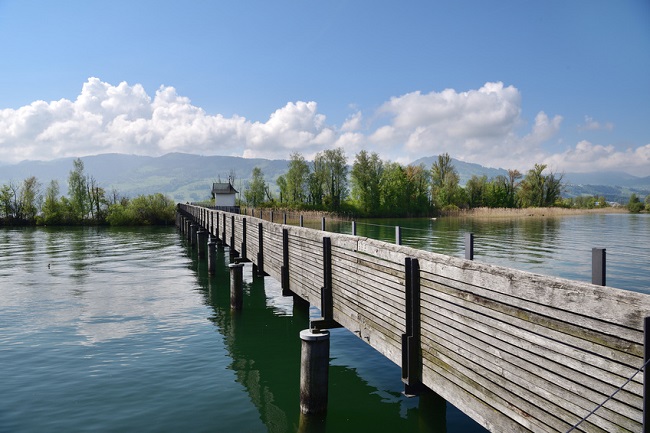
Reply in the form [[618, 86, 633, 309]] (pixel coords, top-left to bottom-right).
[[350, 150, 383, 215], [244, 167, 267, 207], [285, 152, 310, 204], [627, 194, 644, 213], [107, 193, 175, 225], [314, 148, 348, 211], [431, 153, 461, 209], [517, 164, 564, 207]]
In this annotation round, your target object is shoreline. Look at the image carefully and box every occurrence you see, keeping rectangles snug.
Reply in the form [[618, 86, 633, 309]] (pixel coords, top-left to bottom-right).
[[439, 206, 630, 219]]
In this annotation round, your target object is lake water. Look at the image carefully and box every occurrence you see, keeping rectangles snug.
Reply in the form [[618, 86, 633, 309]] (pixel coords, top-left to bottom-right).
[[1, 213, 648, 432]]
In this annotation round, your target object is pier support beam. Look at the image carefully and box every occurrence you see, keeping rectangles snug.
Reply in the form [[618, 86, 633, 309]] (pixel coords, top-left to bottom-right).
[[208, 237, 217, 275], [197, 230, 207, 258], [229, 263, 244, 310], [300, 329, 330, 414], [592, 247, 606, 286]]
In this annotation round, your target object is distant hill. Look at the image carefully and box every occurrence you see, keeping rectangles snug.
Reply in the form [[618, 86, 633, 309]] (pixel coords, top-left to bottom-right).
[[1, 153, 648, 203]]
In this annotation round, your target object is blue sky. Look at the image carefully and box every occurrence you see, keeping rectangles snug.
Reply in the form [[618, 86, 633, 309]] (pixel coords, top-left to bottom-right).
[[1, 0, 649, 176]]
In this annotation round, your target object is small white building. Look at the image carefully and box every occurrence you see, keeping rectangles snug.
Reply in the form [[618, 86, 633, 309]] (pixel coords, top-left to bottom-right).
[[211, 182, 238, 207]]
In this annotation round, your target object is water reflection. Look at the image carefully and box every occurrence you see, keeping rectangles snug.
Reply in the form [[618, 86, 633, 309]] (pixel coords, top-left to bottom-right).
[[187, 237, 471, 433]]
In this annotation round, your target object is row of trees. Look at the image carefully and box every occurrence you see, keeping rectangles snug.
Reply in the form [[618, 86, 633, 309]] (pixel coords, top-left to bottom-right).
[[242, 150, 568, 217], [0, 158, 176, 226]]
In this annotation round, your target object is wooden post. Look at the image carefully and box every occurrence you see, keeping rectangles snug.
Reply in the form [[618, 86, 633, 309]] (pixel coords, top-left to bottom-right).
[[300, 329, 330, 414], [396, 226, 402, 245], [190, 224, 198, 246], [197, 230, 207, 258], [465, 233, 474, 261], [256, 222, 265, 277], [281, 228, 291, 295], [222, 213, 226, 245], [402, 257, 426, 396], [229, 263, 244, 310], [592, 248, 606, 286], [240, 217, 247, 260], [643, 316, 650, 433], [208, 237, 217, 275]]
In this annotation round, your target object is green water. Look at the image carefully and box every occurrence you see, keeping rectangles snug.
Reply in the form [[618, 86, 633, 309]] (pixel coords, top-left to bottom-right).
[[2, 213, 648, 432], [0, 226, 484, 432]]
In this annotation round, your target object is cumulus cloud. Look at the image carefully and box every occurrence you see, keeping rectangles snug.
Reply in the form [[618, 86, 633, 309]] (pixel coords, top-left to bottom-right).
[[0, 77, 648, 176], [543, 140, 650, 175]]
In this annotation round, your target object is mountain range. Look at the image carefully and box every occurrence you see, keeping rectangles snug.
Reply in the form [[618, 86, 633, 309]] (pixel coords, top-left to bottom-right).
[[1, 153, 648, 204]]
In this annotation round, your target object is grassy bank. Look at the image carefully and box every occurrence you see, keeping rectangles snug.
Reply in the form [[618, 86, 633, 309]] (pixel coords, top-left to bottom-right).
[[439, 206, 629, 218]]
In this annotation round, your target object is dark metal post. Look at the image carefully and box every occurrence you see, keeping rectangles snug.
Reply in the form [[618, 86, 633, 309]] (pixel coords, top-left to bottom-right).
[[256, 222, 265, 277], [465, 233, 474, 261], [241, 217, 247, 260], [396, 226, 402, 245], [300, 215, 304, 227], [321, 217, 326, 231], [284, 213, 287, 225], [352, 221, 357, 236], [643, 317, 650, 433], [281, 228, 290, 295], [402, 257, 425, 396], [592, 248, 606, 286]]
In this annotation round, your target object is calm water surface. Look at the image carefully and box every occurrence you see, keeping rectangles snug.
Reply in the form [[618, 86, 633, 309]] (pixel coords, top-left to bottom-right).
[[2, 214, 648, 432]]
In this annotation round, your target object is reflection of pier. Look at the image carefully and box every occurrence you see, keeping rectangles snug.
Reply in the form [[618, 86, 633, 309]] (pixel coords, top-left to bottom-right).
[[179, 204, 650, 433], [186, 237, 445, 432]]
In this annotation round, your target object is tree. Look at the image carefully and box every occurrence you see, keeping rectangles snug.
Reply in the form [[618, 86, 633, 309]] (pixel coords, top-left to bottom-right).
[[68, 158, 88, 222], [380, 162, 408, 215], [350, 150, 383, 215], [431, 153, 461, 208], [315, 148, 348, 210], [627, 193, 644, 213], [40, 180, 63, 225], [518, 164, 563, 207], [275, 175, 287, 204], [405, 164, 431, 215], [244, 167, 267, 207], [285, 152, 310, 205], [0, 184, 14, 219], [18, 176, 41, 221], [465, 175, 488, 208]]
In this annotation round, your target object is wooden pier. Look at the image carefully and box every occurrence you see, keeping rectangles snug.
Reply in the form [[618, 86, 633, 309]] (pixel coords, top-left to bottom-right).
[[178, 204, 650, 433]]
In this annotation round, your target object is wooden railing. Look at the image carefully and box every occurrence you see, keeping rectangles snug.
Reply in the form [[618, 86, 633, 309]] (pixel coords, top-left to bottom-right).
[[179, 204, 650, 433]]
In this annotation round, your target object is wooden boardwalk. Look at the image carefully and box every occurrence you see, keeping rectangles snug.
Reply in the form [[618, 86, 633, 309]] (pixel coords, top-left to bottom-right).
[[179, 204, 650, 433]]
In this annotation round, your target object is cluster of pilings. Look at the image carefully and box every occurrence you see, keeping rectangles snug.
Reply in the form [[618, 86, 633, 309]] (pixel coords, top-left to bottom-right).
[[176, 208, 330, 418]]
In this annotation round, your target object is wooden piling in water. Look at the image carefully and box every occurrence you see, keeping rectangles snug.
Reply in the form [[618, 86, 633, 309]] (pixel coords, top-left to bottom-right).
[[299, 329, 330, 414], [208, 237, 217, 275], [229, 263, 244, 310]]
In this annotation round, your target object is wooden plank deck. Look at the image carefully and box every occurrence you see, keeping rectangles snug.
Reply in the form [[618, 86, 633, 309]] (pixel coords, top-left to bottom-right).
[[180, 204, 650, 433]]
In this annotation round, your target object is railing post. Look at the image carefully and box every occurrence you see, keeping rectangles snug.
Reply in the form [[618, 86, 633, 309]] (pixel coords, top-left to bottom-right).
[[281, 228, 290, 295], [300, 215, 304, 227], [284, 213, 287, 225], [465, 233, 474, 260], [241, 217, 247, 260], [256, 222, 265, 277], [321, 217, 326, 231], [643, 316, 650, 433], [402, 257, 426, 396], [396, 226, 402, 245], [352, 221, 356, 236], [592, 248, 606, 286]]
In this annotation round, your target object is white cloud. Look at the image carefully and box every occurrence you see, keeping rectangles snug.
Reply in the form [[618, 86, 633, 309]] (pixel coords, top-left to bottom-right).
[[543, 140, 650, 176], [0, 77, 647, 176], [578, 115, 614, 132]]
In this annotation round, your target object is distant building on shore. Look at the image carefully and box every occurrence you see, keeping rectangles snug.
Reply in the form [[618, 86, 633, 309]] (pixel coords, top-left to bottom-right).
[[211, 181, 238, 207]]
